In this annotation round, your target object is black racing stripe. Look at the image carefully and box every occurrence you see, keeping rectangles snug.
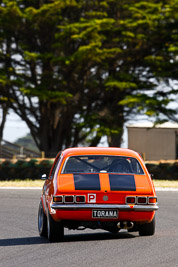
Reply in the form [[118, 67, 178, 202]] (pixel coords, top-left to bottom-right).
[[74, 174, 100, 190], [109, 174, 136, 191]]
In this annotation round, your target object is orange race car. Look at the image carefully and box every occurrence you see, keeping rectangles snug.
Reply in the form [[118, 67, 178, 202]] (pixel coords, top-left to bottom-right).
[[38, 147, 158, 242]]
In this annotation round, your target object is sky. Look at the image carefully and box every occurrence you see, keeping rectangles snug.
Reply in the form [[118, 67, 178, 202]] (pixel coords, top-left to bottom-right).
[[3, 111, 29, 143]]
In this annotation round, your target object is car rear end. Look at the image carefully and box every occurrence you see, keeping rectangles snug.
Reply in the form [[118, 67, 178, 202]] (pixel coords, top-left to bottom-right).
[[50, 149, 158, 234]]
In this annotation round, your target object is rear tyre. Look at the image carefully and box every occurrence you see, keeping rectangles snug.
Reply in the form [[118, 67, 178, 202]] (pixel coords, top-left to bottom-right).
[[38, 200, 47, 238], [139, 216, 155, 236], [47, 210, 64, 242]]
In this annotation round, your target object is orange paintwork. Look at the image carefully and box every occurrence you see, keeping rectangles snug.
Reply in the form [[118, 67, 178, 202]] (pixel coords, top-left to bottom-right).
[[58, 174, 75, 192], [41, 147, 158, 225], [99, 173, 111, 192]]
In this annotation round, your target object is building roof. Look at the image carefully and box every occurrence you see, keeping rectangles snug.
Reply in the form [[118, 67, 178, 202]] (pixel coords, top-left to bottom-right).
[[127, 121, 178, 129]]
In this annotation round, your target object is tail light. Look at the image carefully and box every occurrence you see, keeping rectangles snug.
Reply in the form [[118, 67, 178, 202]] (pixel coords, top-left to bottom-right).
[[126, 196, 157, 205], [53, 196, 63, 203], [148, 197, 157, 204], [75, 196, 85, 203], [126, 196, 136, 204], [53, 195, 86, 204], [64, 196, 74, 203], [137, 197, 147, 204]]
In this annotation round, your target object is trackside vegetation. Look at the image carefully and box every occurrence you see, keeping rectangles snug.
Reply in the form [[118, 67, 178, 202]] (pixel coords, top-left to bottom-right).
[[0, 159, 53, 180]]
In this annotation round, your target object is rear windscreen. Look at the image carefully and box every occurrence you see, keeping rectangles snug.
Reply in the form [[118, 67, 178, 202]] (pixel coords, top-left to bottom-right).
[[62, 155, 144, 175]]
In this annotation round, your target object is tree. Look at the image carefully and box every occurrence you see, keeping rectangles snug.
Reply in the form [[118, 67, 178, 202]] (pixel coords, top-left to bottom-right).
[[0, 0, 178, 156], [64, 0, 178, 146], [0, 0, 83, 156], [0, 100, 8, 143]]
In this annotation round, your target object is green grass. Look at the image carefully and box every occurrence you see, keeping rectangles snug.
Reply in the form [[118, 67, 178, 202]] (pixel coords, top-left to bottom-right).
[[0, 179, 178, 188]]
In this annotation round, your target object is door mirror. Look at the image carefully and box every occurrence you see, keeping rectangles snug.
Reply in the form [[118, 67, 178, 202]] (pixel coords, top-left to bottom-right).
[[41, 174, 48, 180]]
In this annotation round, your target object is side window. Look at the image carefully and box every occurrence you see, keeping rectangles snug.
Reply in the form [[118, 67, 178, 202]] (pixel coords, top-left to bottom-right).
[[49, 152, 61, 179], [130, 158, 144, 174]]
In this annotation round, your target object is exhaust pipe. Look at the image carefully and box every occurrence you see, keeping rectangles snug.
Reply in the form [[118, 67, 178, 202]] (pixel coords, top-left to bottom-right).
[[117, 221, 134, 230]]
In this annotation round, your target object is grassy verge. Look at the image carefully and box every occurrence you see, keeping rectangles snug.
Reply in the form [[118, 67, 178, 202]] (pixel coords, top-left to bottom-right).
[[0, 179, 178, 188], [153, 180, 178, 188], [0, 179, 44, 187]]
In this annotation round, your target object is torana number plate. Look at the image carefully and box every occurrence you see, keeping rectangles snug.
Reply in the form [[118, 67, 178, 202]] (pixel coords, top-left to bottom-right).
[[92, 209, 118, 218]]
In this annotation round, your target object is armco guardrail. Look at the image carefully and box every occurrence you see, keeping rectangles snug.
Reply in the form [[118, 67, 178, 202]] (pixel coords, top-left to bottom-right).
[[0, 139, 41, 159]]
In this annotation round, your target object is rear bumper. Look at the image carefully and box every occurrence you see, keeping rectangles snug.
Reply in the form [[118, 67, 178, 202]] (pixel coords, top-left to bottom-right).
[[51, 203, 159, 212]]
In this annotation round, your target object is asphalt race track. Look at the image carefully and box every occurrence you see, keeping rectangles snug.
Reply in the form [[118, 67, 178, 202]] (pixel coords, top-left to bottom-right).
[[0, 189, 178, 267]]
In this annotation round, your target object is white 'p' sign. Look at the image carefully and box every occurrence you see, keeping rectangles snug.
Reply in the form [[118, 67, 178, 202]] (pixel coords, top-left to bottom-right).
[[88, 194, 96, 203]]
